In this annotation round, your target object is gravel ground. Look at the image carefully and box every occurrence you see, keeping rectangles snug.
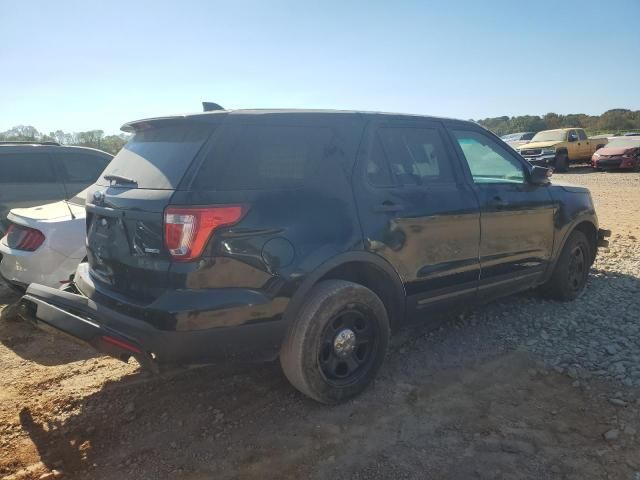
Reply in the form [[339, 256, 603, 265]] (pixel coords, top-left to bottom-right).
[[0, 167, 639, 480]]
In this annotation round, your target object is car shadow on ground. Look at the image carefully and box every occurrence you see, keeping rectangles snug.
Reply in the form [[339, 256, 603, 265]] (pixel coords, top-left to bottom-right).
[[0, 312, 98, 365]]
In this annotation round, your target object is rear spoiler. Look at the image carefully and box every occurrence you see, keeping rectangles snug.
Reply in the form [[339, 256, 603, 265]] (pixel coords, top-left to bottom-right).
[[121, 103, 226, 133]]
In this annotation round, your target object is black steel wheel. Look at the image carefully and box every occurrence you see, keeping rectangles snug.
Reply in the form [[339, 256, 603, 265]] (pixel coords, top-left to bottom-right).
[[280, 280, 389, 404], [318, 308, 378, 384], [566, 243, 587, 295], [540, 230, 592, 301]]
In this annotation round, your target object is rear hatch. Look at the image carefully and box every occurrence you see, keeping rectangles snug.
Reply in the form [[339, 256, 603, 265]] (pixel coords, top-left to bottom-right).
[[85, 117, 219, 303]]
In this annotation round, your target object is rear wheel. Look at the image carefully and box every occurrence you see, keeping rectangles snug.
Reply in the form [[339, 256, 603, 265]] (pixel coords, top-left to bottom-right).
[[280, 280, 389, 404], [540, 230, 592, 301], [554, 151, 569, 172]]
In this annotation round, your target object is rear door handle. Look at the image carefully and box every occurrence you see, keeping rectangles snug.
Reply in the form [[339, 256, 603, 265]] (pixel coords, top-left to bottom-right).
[[374, 201, 404, 213]]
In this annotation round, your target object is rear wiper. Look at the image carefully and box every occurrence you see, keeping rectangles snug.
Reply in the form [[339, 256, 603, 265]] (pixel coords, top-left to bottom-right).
[[103, 174, 137, 185]]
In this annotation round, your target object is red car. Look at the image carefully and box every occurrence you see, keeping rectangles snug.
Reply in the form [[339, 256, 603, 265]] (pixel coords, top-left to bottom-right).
[[592, 137, 640, 170]]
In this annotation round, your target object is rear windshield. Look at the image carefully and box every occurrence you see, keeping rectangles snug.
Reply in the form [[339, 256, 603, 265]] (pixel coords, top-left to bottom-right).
[[192, 124, 337, 190], [98, 123, 213, 189]]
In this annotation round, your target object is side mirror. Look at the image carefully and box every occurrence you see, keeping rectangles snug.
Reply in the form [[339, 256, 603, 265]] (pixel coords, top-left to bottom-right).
[[529, 166, 552, 185]]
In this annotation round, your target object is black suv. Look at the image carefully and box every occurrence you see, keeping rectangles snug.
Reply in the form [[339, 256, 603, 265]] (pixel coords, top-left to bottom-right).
[[18, 110, 608, 403]]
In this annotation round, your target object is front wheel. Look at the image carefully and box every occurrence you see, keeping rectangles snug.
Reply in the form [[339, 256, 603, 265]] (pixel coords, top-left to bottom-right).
[[280, 280, 390, 404], [540, 230, 592, 301], [554, 152, 569, 172]]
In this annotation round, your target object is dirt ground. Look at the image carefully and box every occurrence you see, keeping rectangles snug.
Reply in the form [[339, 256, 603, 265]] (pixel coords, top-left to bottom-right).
[[1, 167, 639, 480]]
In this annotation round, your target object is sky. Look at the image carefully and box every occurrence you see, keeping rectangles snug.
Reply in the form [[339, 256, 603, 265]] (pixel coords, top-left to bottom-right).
[[1, 0, 639, 135]]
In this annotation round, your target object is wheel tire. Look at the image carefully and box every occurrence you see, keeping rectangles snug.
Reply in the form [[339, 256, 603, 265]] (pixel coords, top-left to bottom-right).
[[540, 230, 592, 301], [280, 280, 390, 404], [554, 152, 569, 173]]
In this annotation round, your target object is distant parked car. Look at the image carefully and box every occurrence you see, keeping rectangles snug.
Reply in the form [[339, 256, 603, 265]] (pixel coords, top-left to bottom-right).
[[517, 128, 607, 172], [500, 132, 535, 148], [623, 132, 640, 136], [0, 188, 88, 291], [0, 142, 112, 237], [592, 137, 640, 171]]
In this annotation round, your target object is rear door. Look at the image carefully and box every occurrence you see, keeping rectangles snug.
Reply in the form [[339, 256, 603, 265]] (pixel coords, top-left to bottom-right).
[[0, 150, 65, 235], [576, 129, 590, 159], [448, 126, 555, 301], [85, 120, 216, 302], [566, 129, 580, 160], [353, 117, 481, 312]]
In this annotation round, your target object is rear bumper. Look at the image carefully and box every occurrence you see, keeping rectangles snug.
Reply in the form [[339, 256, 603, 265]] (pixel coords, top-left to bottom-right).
[[18, 268, 289, 368]]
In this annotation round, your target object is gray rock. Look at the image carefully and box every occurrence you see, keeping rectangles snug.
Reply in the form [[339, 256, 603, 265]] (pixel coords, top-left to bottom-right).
[[608, 398, 628, 407], [603, 429, 620, 441]]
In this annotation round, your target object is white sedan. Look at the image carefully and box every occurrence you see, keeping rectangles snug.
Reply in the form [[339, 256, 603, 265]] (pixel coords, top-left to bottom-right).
[[0, 190, 87, 290]]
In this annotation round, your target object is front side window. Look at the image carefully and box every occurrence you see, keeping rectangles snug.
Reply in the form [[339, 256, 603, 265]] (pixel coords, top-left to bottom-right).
[[367, 126, 455, 186], [452, 130, 526, 184], [0, 152, 56, 183], [567, 130, 578, 142]]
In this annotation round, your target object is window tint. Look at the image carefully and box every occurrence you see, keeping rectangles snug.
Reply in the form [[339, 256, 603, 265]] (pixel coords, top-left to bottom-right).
[[577, 129, 587, 140], [567, 130, 578, 141], [99, 123, 213, 189], [452, 130, 526, 184], [522, 132, 535, 140], [194, 124, 338, 190], [0, 152, 56, 183], [367, 134, 395, 186], [56, 152, 109, 182], [368, 126, 455, 186]]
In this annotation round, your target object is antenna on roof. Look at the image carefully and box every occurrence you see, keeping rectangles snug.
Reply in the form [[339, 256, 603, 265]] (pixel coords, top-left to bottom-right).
[[202, 102, 224, 112]]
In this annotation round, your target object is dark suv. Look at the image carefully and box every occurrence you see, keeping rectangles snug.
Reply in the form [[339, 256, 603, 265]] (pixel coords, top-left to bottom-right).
[[0, 142, 112, 236], [18, 109, 608, 403]]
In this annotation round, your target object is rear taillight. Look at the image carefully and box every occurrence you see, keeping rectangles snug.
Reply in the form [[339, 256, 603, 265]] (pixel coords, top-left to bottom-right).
[[164, 205, 247, 261], [3, 224, 45, 251]]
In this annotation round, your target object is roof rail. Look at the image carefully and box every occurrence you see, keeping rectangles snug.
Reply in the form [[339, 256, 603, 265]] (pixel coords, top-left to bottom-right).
[[0, 140, 61, 146]]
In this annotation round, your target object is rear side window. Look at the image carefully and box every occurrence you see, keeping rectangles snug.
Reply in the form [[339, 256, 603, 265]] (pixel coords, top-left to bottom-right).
[[0, 152, 56, 183], [367, 126, 455, 186], [56, 151, 110, 182], [99, 123, 213, 189], [577, 130, 587, 140], [193, 124, 337, 190]]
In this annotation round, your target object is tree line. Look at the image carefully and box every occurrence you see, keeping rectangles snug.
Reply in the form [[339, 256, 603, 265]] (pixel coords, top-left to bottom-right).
[[475, 109, 640, 137], [3, 108, 639, 152], [0, 125, 129, 155]]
